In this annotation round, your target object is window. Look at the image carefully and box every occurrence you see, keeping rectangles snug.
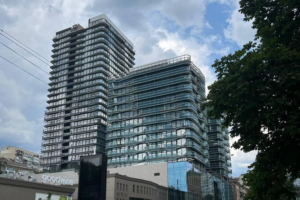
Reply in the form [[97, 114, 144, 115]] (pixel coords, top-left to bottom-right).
[[123, 184, 125, 191], [133, 185, 135, 192], [126, 184, 128, 191], [154, 173, 160, 176], [117, 183, 119, 190], [137, 186, 139, 193]]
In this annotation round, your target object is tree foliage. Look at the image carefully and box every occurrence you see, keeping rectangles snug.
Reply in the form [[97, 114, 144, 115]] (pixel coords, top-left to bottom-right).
[[205, 0, 300, 199]]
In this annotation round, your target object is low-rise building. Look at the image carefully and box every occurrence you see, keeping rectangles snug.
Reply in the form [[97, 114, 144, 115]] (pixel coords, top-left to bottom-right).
[[0, 176, 75, 200], [107, 173, 168, 200], [2, 168, 167, 200], [0, 146, 41, 171], [231, 174, 249, 200], [1, 157, 37, 176]]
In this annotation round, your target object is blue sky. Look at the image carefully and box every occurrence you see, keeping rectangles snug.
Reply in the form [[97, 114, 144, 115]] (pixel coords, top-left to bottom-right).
[[0, 0, 257, 177]]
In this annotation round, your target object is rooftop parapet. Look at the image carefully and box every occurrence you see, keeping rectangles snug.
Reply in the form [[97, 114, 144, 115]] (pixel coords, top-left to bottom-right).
[[109, 55, 205, 81]]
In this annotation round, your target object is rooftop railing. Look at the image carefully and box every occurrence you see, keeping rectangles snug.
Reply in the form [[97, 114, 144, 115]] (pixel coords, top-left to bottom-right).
[[109, 55, 205, 81]]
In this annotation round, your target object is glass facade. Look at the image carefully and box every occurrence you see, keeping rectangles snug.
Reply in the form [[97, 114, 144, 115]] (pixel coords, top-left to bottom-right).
[[106, 55, 234, 200], [201, 172, 233, 200], [78, 154, 107, 200], [41, 14, 135, 171], [208, 118, 232, 178], [168, 161, 233, 200], [168, 162, 202, 200], [106, 55, 209, 171]]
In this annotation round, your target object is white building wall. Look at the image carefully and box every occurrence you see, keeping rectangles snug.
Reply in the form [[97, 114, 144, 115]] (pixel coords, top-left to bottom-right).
[[108, 163, 168, 187]]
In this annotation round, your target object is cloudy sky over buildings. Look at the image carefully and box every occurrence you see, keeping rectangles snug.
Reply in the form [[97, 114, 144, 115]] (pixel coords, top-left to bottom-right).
[[0, 0, 257, 177]]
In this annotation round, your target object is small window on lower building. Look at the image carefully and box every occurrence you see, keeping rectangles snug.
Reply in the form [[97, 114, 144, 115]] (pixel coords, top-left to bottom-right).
[[154, 173, 160, 176]]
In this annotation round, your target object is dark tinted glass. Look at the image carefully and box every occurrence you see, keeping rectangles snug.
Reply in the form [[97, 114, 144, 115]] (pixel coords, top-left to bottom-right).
[[78, 154, 107, 200]]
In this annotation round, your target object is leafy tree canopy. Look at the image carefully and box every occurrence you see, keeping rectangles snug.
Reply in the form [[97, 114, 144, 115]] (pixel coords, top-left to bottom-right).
[[204, 0, 300, 199]]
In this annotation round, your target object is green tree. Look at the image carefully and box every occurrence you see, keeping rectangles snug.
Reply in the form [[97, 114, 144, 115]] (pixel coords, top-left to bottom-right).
[[46, 192, 52, 200], [59, 196, 67, 200], [204, 0, 300, 199]]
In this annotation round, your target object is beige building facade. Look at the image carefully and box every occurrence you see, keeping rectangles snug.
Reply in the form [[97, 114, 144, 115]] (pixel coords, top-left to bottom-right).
[[33, 170, 79, 200], [0, 146, 40, 171], [0, 177, 75, 200], [107, 173, 168, 200], [108, 162, 169, 187], [231, 174, 249, 200], [3, 168, 168, 200]]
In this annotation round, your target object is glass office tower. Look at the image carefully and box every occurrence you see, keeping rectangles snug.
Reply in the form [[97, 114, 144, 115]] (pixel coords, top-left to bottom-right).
[[42, 14, 135, 171], [106, 55, 209, 171]]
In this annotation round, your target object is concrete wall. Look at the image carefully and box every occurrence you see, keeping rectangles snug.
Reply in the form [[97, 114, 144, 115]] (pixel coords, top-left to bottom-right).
[[0, 177, 74, 200], [108, 163, 168, 187], [0, 146, 17, 160], [1, 146, 39, 160], [33, 171, 79, 199], [106, 173, 168, 200], [33, 171, 79, 184]]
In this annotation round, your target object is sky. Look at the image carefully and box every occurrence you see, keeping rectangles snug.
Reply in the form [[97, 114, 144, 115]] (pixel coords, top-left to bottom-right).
[[0, 0, 257, 177]]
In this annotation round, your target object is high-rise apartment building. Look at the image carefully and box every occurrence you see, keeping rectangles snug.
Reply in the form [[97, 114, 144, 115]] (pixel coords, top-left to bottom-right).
[[106, 55, 209, 171], [208, 118, 232, 177], [106, 55, 233, 200], [42, 14, 135, 171]]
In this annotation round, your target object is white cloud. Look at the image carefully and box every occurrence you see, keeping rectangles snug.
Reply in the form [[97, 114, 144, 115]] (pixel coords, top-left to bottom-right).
[[205, 21, 213, 29], [160, 0, 206, 31], [157, 30, 229, 87], [0, 0, 257, 176], [0, 103, 43, 144], [230, 136, 257, 177], [224, 8, 256, 47]]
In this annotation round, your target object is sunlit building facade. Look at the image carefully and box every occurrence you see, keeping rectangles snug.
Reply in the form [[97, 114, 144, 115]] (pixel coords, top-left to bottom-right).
[[42, 14, 135, 171]]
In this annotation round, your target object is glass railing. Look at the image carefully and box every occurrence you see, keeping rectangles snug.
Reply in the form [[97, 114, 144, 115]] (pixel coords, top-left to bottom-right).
[[186, 152, 206, 164], [208, 119, 221, 124], [107, 149, 137, 156], [111, 67, 190, 89], [211, 163, 227, 168], [186, 143, 203, 154], [112, 76, 190, 96], [209, 141, 225, 148], [145, 154, 177, 160], [136, 85, 193, 100], [108, 158, 139, 164], [110, 93, 196, 106], [222, 133, 229, 140], [107, 115, 198, 130]]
